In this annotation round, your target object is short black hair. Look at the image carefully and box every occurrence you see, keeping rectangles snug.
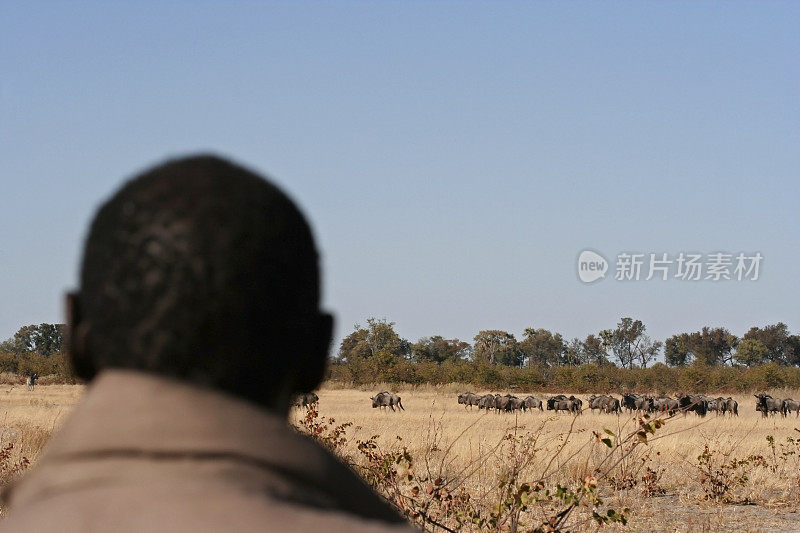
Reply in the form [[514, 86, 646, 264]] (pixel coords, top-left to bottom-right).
[[78, 155, 323, 405]]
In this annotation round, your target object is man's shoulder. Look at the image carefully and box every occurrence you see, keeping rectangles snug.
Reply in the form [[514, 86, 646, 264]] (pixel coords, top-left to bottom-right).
[[2, 371, 413, 531], [0, 480, 419, 533]]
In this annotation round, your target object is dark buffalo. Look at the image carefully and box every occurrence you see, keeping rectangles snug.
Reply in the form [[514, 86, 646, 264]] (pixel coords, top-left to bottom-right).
[[708, 396, 736, 416], [678, 394, 708, 417], [629, 395, 653, 413], [589, 395, 620, 414], [371, 391, 404, 412], [293, 392, 319, 408], [606, 397, 621, 414], [547, 395, 581, 414], [458, 392, 481, 409], [493, 394, 505, 412], [587, 395, 603, 413], [547, 395, 571, 413], [621, 393, 640, 413], [784, 399, 800, 417], [495, 395, 513, 412], [707, 397, 722, 415], [652, 397, 679, 415], [523, 396, 543, 411], [506, 396, 526, 412], [571, 396, 583, 413], [724, 397, 738, 416], [755, 393, 785, 417], [478, 394, 496, 410]]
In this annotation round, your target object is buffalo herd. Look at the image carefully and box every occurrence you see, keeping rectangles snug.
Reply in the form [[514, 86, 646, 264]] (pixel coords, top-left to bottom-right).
[[755, 393, 800, 417], [452, 391, 800, 418], [458, 392, 544, 412], [294, 391, 800, 418], [455, 391, 736, 417], [458, 392, 571, 413]]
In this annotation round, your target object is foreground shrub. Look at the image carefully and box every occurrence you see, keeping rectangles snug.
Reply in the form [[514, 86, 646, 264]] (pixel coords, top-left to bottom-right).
[[291, 404, 684, 531]]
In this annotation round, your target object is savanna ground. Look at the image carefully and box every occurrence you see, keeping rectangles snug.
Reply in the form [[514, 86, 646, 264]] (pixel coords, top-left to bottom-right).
[[1, 380, 799, 532]]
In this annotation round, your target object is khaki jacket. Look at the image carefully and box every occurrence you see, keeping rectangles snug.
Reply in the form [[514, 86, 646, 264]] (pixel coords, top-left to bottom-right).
[[0, 370, 416, 532]]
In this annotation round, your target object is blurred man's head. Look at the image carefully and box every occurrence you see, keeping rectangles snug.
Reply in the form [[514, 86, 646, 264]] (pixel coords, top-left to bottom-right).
[[67, 155, 332, 411]]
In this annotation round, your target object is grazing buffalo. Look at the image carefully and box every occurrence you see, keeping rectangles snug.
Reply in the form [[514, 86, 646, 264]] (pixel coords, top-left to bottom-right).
[[784, 399, 800, 417], [293, 392, 319, 408], [523, 396, 543, 411], [623, 394, 653, 413], [708, 397, 737, 416], [606, 397, 621, 414], [547, 395, 581, 414], [724, 397, 738, 416], [547, 395, 570, 413], [478, 394, 496, 410], [653, 397, 679, 415], [572, 396, 583, 412], [587, 395, 603, 413], [622, 393, 641, 413], [458, 392, 481, 409], [588, 395, 620, 414], [678, 394, 708, 417], [371, 391, 404, 412], [494, 395, 513, 412], [755, 393, 785, 417], [707, 397, 722, 415], [506, 396, 526, 412]]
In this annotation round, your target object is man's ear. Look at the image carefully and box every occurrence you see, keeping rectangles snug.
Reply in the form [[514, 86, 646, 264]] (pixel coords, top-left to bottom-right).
[[65, 292, 97, 381], [295, 311, 333, 393]]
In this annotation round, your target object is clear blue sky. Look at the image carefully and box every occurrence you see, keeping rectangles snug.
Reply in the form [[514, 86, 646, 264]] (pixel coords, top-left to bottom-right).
[[2, 2, 798, 355]]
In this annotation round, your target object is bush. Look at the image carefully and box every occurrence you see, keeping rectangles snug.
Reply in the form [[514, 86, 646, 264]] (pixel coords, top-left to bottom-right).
[[0, 351, 76, 384], [327, 360, 800, 393]]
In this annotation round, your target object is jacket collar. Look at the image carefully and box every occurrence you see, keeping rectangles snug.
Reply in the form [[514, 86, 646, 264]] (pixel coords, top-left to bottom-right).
[[41, 369, 302, 462]]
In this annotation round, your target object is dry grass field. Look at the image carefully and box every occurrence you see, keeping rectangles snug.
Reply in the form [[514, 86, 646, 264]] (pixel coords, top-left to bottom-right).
[[0, 383, 81, 468], [2, 383, 799, 532], [292, 386, 800, 532]]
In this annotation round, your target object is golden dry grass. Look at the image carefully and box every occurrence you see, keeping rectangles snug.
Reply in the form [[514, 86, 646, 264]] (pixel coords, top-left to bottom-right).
[[3, 384, 800, 531], [0, 384, 82, 467], [291, 387, 800, 532]]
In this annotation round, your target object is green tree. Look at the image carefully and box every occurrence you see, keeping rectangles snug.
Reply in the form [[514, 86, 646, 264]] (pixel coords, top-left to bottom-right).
[[664, 333, 692, 366], [0, 325, 38, 354], [743, 323, 793, 365], [32, 323, 65, 356], [788, 335, 800, 366], [601, 318, 661, 369], [691, 327, 738, 366], [336, 318, 408, 363], [666, 328, 738, 367], [562, 337, 584, 366], [734, 338, 769, 367], [472, 330, 520, 366], [519, 328, 564, 367], [411, 336, 471, 364], [336, 326, 370, 362], [0, 324, 64, 356], [581, 334, 609, 365]]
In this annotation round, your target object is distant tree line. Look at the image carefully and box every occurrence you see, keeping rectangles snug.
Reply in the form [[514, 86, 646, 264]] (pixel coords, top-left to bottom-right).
[[2, 318, 798, 391], [0, 323, 71, 379], [335, 317, 799, 369], [330, 318, 800, 390], [0, 323, 64, 357]]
